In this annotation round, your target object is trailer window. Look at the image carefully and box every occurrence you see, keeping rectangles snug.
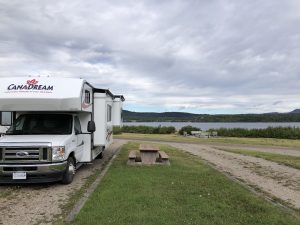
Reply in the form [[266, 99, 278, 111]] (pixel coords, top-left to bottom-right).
[[107, 105, 112, 122], [121, 108, 123, 121], [85, 90, 91, 104]]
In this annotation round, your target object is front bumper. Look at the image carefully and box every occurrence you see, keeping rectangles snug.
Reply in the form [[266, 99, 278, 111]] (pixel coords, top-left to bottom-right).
[[0, 161, 68, 184]]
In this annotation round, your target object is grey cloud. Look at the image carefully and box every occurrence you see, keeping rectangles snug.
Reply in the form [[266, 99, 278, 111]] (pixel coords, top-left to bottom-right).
[[0, 0, 300, 113]]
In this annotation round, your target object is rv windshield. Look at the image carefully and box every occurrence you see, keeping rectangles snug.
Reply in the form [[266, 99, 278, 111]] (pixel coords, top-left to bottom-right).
[[6, 114, 73, 135]]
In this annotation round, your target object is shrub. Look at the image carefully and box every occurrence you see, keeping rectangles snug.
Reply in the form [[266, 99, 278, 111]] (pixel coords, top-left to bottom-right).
[[120, 125, 176, 134], [179, 125, 201, 135], [159, 126, 176, 134], [113, 126, 123, 135]]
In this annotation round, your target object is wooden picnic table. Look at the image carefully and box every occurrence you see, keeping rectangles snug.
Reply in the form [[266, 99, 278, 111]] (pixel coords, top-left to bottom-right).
[[139, 144, 159, 164], [127, 144, 170, 165]]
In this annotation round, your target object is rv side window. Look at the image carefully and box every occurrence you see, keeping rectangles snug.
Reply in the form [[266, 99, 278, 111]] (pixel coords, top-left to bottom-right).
[[107, 105, 112, 122], [85, 90, 91, 104], [74, 116, 82, 134], [121, 108, 123, 121], [1, 112, 12, 126]]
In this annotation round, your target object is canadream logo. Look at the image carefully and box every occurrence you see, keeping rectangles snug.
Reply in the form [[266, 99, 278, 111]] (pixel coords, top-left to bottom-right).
[[7, 79, 54, 91]]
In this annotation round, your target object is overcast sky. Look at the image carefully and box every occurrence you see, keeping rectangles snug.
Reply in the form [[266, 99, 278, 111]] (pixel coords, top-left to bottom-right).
[[0, 0, 300, 114]]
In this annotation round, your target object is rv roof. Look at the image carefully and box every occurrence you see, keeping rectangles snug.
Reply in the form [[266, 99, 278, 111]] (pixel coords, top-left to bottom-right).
[[0, 77, 86, 111], [0, 77, 124, 111], [0, 77, 84, 99]]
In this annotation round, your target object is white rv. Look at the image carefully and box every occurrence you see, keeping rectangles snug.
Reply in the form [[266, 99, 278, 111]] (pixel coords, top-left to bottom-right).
[[0, 77, 124, 184]]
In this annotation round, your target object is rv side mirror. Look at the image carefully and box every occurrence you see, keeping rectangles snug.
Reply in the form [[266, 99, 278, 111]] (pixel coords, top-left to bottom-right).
[[87, 121, 96, 133]]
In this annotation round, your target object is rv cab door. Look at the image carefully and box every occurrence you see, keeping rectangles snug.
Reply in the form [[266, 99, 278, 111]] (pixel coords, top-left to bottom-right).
[[74, 116, 84, 161]]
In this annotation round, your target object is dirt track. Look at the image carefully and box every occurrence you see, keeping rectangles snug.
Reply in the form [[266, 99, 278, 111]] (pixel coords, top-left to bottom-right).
[[0, 140, 126, 225], [208, 143, 300, 157], [167, 142, 300, 209]]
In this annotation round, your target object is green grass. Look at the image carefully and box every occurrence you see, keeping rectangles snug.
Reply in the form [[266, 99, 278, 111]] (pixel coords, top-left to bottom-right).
[[73, 142, 299, 225], [53, 168, 104, 225], [114, 133, 300, 148], [218, 148, 300, 170]]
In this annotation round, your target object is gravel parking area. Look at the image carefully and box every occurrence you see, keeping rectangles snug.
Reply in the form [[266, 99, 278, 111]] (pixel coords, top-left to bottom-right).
[[0, 140, 127, 225]]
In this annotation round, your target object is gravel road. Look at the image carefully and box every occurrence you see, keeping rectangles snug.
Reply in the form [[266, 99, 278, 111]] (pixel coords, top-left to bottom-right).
[[0, 139, 127, 225], [169, 142, 300, 209], [209, 143, 300, 157]]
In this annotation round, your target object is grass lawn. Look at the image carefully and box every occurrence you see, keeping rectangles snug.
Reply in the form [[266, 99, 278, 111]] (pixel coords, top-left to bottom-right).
[[218, 148, 300, 170], [114, 133, 300, 148], [73, 142, 299, 225]]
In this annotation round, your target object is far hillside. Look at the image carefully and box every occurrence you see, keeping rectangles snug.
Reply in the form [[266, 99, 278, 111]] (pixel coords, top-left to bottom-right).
[[123, 109, 300, 122]]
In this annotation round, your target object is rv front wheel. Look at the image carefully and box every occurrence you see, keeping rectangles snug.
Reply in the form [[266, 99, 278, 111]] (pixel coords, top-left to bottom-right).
[[96, 147, 104, 159], [62, 157, 76, 184], [97, 152, 103, 159]]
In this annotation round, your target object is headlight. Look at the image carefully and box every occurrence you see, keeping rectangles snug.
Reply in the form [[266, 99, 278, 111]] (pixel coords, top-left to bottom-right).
[[52, 146, 65, 161]]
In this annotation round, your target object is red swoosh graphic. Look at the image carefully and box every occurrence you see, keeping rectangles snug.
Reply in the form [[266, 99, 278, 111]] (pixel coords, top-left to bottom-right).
[[82, 102, 91, 109]]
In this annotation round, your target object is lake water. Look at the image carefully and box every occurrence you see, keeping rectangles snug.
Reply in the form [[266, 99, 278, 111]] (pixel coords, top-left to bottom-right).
[[123, 122, 300, 131]]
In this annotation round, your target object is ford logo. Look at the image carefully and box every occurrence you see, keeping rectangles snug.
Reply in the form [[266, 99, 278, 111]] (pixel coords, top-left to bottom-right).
[[16, 151, 29, 157]]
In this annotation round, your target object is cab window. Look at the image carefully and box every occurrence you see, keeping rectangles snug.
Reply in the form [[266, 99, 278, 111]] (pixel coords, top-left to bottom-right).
[[74, 116, 82, 134]]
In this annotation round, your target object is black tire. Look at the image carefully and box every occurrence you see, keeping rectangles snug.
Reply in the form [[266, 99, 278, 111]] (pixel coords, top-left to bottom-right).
[[96, 151, 103, 159], [62, 157, 76, 184], [96, 147, 105, 159]]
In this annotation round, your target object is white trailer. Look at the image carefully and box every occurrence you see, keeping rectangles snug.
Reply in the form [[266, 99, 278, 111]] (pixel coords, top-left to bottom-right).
[[0, 77, 124, 184]]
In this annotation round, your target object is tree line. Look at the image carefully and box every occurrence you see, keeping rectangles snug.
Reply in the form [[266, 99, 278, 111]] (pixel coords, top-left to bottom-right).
[[123, 110, 300, 122], [209, 127, 300, 139], [113, 125, 176, 134], [114, 125, 300, 139]]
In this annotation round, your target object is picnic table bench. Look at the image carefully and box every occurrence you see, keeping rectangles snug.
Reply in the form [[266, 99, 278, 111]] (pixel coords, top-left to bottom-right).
[[128, 150, 137, 164], [158, 151, 169, 165]]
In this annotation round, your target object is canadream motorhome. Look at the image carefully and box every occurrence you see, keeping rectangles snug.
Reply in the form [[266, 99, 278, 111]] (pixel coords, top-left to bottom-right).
[[0, 77, 124, 184]]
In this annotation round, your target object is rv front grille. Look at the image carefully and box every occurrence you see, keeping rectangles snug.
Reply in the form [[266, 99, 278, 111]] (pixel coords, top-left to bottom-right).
[[42, 148, 48, 160], [0, 146, 51, 163]]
